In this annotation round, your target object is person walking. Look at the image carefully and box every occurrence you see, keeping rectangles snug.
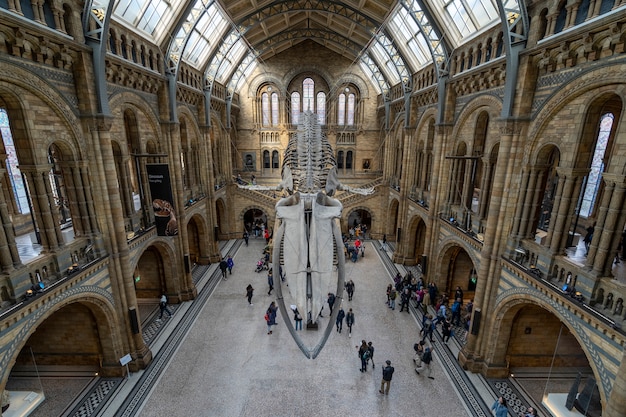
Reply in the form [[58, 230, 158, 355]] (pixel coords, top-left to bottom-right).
[[327, 292, 336, 314], [226, 255, 234, 275], [243, 231, 249, 246], [346, 308, 355, 337], [265, 301, 278, 335], [367, 341, 376, 369], [413, 340, 425, 365], [386, 283, 393, 306], [219, 258, 228, 280], [381, 234, 387, 251], [294, 308, 303, 331], [345, 280, 355, 301], [421, 314, 435, 343], [267, 268, 274, 295], [379, 360, 394, 395], [245, 284, 254, 306], [158, 294, 172, 320], [492, 396, 509, 417], [336, 306, 345, 333], [415, 346, 434, 379]]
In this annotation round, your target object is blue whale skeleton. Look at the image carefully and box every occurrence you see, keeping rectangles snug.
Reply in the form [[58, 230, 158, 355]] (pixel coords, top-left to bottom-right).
[[238, 110, 374, 358]]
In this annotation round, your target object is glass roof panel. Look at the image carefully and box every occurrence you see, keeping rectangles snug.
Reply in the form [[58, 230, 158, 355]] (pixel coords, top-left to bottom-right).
[[181, 4, 230, 69], [437, 0, 499, 41], [369, 42, 401, 84], [389, 6, 431, 71], [216, 39, 247, 83], [114, 0, 186, 44]]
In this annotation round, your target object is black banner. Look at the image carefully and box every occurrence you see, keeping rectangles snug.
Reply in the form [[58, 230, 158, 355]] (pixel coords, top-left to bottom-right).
[[147, 164, 177, 236]]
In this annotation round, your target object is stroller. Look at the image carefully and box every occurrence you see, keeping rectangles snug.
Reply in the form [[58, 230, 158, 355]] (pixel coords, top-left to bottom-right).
[[255, 258, 267, 273]]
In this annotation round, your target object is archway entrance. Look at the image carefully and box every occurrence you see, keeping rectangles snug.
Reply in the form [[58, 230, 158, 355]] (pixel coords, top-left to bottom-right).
[[496, 304, 601, 416], [440, 246, 476, 305], [347, 209, 372, 237], [243, 208, 268, 237]]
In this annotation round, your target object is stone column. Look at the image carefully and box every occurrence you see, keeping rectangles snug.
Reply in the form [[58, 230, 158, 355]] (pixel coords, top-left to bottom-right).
[[41, 168, 66, 246], [68, 162, 88, 235], [21, 166, 60, 251], [511, 167, 530, 237], [552, 173, 584, 252], [591, 176, 625, 275], [0, 168, 19, 271], [478, 158, 493, 220], [85, 115, 152, 369]]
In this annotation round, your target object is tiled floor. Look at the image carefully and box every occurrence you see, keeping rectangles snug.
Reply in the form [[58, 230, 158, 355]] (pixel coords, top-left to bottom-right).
[[6, 236, 603, 417]]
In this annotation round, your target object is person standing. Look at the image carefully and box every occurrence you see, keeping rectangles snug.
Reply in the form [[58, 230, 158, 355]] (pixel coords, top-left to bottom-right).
[[336, 306, 345, 333], [243, 231, 249, 246], [492, 396, 508, 417], [379, 360, 394, 395], [451, 297, 462, 326], [267, 268, 274, 295], [266, 301, 278, 335], [219, 258, 228, 280], [294, 308, 303, 331], [226, 255, 234, 275], [345, 280, 355, 301], [399, 288, 410, 313], [441, 317, 452, 344], [386, 283, 393, 306], [158, 294, 172, 320], [415, 346, 434, 379], [357, 340, 369, 372], [246, 284, 254, 306], [346, 308, 355, 337], [388, 288, 397, 310], [381, 234, 387, 251]]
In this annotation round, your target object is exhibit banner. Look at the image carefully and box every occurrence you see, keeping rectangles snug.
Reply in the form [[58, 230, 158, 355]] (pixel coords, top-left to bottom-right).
[[147, 164, 178, 236]]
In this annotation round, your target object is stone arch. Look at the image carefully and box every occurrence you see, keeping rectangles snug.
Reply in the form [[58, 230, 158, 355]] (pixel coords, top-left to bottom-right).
[[131, 239, 179, 300], [344, 206, 374, 233], [0, 288, 122, 387], [387, 198, 400, 240], [405, 214, 428, 266], [109, 92, 163, 149], [186, 212, 209, 265], [434, 240, 479, 298], [240, 205, 273, 235], [492, 290, 613, 407]]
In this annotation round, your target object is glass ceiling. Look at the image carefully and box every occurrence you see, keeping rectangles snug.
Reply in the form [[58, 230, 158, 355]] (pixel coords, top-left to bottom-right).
[[112, 0, 501, 95]]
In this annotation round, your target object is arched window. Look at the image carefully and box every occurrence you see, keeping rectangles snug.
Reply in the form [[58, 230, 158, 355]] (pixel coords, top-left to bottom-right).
[[347, 94, 355, 126], [272, 151, 279, 169], [263, 150, 270, 169], [291, 92, 300, 124], [262, 92, 270, 126], [0, 109, 29, 213], [271, 92, 279, 126], [338, 94, 346, 126], [317, 92, 326, 125], [337, 151, 344, 169], [580, 113, 613, 217], [303, 78, 314, 112], [346, 151, 353, 170]]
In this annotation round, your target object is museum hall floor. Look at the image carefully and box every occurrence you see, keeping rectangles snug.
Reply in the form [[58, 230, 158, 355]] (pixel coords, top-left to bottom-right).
[[6, 237, 579, 417]]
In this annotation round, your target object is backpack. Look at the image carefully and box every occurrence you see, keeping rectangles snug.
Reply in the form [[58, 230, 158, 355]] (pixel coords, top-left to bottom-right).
[[362, 349, 370, 360], [422, 350, 432, 364]]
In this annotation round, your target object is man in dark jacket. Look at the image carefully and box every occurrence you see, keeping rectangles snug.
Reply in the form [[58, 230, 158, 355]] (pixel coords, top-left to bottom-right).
[[219, 258, 228, 279], [379, 360, 395, 394], [327, 293, 336, 314]]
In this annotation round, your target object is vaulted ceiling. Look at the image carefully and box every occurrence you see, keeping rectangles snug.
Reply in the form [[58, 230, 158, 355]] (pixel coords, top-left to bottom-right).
[[107, 0, 514, 94]]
